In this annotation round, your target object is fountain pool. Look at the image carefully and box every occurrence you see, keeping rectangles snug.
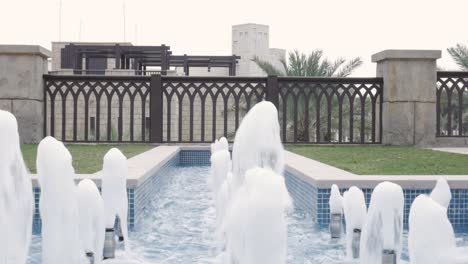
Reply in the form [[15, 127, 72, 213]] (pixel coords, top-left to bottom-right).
[[27, 165, 468, 264]]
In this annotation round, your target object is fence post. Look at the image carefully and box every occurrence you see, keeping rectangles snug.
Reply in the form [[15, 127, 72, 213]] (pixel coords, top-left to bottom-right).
[[372, 50, 441, 146], [0, 45, 50, 143], [150, 74, 163, 143], [266, 75, 279, 108]]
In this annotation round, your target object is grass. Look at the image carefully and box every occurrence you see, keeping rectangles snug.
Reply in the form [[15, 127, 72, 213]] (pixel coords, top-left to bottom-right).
[[285, 145, 468, 175], [21, 144, 154, 174]]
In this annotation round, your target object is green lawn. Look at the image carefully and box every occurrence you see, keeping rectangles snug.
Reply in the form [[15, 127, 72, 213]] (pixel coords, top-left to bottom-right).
[[286, 145, 468, 175], [22, 144, 154, 174]]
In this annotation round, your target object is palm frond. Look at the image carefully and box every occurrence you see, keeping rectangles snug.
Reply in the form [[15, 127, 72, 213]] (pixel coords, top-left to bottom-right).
[[335, 57, 363, 77], [251, 56, 285, 76], [448, 44, 468, 71], [327, 57, 346, 77]]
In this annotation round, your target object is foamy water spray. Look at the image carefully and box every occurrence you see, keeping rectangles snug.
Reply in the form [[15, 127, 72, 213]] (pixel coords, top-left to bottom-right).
[[329, 184, 343, 238], [343, 186, 367, 259], [430, 178, 451, 210], [225, 167, 292, 264], [37, 136, 85, 264], [77, 179, 106, 263], [0, 110, 33, 264], [231, 101, 284, 190], [360, 182, 403, 264], [102, 148, 130, 257], [408, 195, 457, 264], [210, 137, 232, 238], [223, 101, 291, 264], [409, 179, 468, 263]]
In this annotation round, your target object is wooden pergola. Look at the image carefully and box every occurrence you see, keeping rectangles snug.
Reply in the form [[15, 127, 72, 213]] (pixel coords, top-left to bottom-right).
[[60, 43, 240, 76]]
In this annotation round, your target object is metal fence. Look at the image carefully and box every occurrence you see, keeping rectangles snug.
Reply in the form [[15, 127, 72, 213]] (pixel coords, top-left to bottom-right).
[[437, 71, 468, 137], [43, 74, 383, 144]]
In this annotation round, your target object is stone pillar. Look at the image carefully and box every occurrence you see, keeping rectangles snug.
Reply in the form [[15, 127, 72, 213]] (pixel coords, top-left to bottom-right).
[[372, 50, 441, 146], [0, 45, 51, 143]]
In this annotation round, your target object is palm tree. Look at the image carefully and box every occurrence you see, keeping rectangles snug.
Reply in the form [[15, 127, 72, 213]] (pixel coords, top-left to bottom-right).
[[252, 50, 364, 142], [252, 50, 362, 77], [447, 44, 468, 70]]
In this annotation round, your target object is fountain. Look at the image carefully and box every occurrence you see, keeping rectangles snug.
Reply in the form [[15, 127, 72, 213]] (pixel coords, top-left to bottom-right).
[[409, 179, 468, 263], [102, 148, 130, 257], [210, 139, 231, 196], [211, 137, 229, 153], [210, 138, 232, 237], [77, 179, 106, 263], [221, 101, 291, 264], [37, 136, 85, 264], [343, 186, 367, 259], [360, 182, 403, 264], [230, 101, 284, 190], [430, 178, 451, 210], [0, 110, 33, 264], [408, 194, 457, 264], [224, 167, 292, 264], [329, 184, 343, 238]]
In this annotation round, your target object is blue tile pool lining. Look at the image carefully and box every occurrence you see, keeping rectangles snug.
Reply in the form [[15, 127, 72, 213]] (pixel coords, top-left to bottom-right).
[[32, 148, 468, 234]]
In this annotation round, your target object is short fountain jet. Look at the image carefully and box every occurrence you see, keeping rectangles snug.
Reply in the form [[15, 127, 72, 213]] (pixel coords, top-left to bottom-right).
[[329, 184, 344, 239], [360, 182, 404, 264], [77, 179, 106, 263], [343, 186, 367, 259], [0, 110, 33, 264], [430, 178, 451, 210], [210, 137, 232, 238], [37, 136, 85, 264], [102, 148, 130, 258], [409, 178, 468, 264]]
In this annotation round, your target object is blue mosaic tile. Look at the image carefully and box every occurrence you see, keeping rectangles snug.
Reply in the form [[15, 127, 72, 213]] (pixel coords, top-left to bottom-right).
[[285, 170, 468, 231], [178, 150, 211, 166]]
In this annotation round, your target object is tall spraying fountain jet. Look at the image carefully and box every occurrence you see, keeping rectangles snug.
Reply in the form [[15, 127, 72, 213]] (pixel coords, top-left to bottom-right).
[[329, 184, 344, 238], [343, 186, 367, 259], [77, 179, 106, 263], [0, 110, 33, 264], [37, 136, 85, 264], [102, 148, 130, 257], [360, 182, 403, 264], [222, 101, 291, 264], [231, 101, 284, 190]]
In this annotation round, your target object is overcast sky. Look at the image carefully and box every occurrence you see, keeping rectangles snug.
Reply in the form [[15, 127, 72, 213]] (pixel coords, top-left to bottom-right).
[[2, 0, 468, 76]]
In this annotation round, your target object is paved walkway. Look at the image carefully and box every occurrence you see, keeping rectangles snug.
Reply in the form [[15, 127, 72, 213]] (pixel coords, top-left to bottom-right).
[[432, 147, 468, 155]]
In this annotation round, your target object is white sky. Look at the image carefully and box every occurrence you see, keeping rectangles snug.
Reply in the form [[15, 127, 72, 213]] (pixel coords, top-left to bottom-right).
[[2, 0, 468, 76]]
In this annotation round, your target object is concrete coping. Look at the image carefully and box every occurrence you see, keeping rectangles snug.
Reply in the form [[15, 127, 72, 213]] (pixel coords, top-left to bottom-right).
[[371, 49, 442, 62], [31, 145, 181, 188], [30, 145, 468, 190], [0, 45, 51, 58], [284, 150, 468, 189]]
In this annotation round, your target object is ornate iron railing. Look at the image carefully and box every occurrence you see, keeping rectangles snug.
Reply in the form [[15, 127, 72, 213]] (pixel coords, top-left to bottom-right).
[[436, 71, 468, 137], [43, 75, 383, 144], [277, 77, 383, 143], [43, 75, 151, 142]]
